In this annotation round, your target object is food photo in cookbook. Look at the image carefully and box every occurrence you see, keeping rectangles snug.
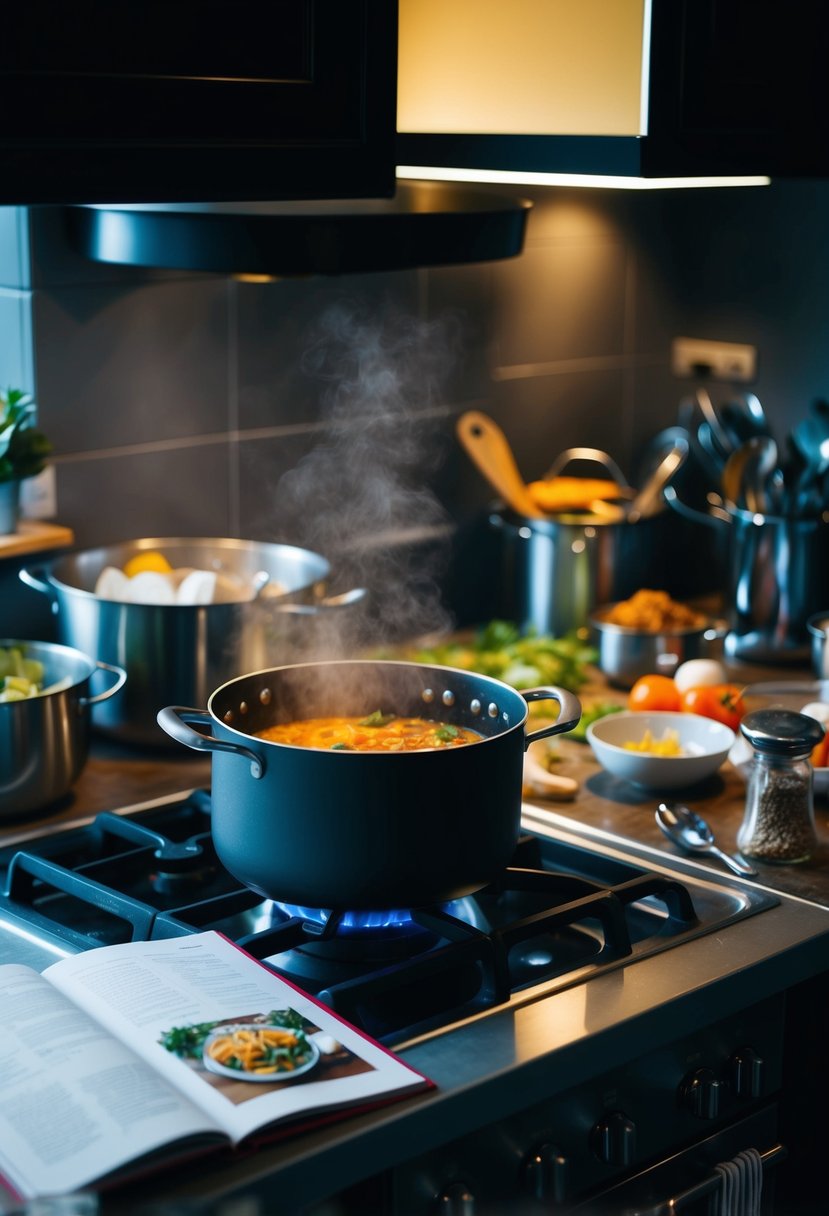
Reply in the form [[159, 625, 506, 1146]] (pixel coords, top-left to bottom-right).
[[159, 1009, 373, 1106]]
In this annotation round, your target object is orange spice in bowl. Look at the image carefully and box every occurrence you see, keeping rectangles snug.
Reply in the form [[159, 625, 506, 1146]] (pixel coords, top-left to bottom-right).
[[600, 589, 706, 632]]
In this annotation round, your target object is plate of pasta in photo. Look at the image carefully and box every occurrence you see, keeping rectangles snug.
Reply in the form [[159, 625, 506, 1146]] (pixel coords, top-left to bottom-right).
[[202, 1023, 320, 1083]]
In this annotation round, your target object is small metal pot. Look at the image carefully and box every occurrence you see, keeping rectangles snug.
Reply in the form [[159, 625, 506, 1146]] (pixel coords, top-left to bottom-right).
[[158, 660, 581, 910], [588, 607, 726, 689], [0, 639, 126, 820], [20, 537, 364, 747]]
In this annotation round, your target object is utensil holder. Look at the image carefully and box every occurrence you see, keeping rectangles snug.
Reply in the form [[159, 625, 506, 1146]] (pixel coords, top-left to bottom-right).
[[725, 511, 829, 664]]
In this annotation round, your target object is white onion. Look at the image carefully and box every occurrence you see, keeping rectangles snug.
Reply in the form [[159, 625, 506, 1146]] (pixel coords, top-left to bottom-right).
[[673, 658, 727, 694], [176, 569, 217, 605], [94, 565, 131, 601], [126, 571, 177, 605]]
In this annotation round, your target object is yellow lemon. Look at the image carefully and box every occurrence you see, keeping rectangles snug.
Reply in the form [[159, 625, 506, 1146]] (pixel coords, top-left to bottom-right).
[[123, 551, 173, 578]]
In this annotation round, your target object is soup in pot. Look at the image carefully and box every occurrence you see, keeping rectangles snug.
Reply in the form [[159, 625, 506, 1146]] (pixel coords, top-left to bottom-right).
[[256, 710, 482, 752]]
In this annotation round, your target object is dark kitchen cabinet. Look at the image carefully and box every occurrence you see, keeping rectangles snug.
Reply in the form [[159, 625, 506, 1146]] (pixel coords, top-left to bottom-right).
[[0, 0, 397, 204], [644, 0, 829, 177]]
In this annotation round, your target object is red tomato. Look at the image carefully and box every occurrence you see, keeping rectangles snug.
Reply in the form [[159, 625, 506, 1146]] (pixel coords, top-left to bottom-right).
[[679, 684, 746, 731], [811, 735, 829, 769], [628, 675, 681, 712]]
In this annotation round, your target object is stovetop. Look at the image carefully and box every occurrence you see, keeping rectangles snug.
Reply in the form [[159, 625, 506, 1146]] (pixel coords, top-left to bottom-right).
[[0, 789, 778, 1047]]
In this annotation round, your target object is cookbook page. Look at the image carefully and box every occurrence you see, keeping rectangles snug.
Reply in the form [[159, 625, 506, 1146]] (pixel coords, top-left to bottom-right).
[[45, 932, 431, 1144], [0, 964, 220, 1201]]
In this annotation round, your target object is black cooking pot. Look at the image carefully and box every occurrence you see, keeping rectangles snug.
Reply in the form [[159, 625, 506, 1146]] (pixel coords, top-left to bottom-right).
[[158, 660, 581, 910]]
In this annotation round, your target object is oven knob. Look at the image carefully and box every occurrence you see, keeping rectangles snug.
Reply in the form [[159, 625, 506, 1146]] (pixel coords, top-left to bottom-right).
[[591, 1111, 636, 1167], [523, 1142, 568, 1204], [729, 1046, 765, 1099], [680, 1067, 723, 1118], [436, 1181, 476, 1216]]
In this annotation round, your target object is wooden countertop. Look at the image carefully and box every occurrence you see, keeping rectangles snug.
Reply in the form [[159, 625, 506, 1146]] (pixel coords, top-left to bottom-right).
[[4, 662, 829, 907]]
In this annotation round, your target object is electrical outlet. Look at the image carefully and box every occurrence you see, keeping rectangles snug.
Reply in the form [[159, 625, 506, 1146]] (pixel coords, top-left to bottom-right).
[[19, 466, 57, 519], [671, 337, 757, 382]]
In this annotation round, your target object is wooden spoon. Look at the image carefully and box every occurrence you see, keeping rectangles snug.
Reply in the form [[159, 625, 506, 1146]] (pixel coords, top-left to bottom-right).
[[456, 411, 541, 517]]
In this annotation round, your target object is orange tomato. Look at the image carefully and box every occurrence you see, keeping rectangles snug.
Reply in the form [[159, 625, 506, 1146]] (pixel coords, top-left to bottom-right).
[[628, 674, 681, 712], [679, 684, 746, 732], [811, 735, 829, 769]]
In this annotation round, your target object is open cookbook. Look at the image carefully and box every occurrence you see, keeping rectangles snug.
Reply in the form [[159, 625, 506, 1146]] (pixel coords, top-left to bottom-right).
[[0, 930, 434, 1202]]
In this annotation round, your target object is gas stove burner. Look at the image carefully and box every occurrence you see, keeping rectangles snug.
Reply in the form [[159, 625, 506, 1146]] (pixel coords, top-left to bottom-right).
[[269, 896, 483, 961], [274, 904, 420, 933], [270, 902, 440, 964]]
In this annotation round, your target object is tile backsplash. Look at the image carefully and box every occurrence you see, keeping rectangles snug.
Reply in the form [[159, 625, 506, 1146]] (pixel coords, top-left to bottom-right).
[[3, 178, 829, 639]]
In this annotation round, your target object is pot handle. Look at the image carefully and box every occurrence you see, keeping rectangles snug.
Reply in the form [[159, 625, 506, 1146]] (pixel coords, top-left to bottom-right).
[[271, 587, 367, 616], [156, 707, 266, 778], [81, 661, 128, 706], [663, 485, 732, 527], [522, 687, 582, 748], [19, 565, 58, 606]]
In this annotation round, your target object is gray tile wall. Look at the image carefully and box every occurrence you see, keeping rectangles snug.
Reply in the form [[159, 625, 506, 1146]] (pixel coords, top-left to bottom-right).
[[3, 178, 829, 638]]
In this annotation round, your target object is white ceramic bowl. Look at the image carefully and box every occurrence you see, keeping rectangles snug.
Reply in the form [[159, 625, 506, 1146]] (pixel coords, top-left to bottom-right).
[[586, 711, 735, 791]]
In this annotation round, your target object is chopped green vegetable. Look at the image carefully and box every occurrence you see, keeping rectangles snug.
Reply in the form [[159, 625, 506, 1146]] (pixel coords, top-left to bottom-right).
[[358, 710, 396, 727], [408, 621, 597, 692], [434, 724, 460, 742], [330, 742, 353, 750], [158, 1021, 221, 1059], [0, 646, 47, 702], [158, 1009, 312, 1058]]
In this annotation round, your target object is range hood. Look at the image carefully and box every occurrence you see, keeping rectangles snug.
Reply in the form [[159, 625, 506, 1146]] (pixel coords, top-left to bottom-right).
[[64, 183, 531, 277]]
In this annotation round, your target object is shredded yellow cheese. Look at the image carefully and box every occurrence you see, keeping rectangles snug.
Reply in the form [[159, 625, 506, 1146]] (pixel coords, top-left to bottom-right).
[[623, 728, 684, 757]]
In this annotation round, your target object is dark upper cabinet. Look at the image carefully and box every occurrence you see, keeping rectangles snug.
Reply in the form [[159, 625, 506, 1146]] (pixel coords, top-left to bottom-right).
[[0, 0, 397, 204], [644, 0, 829, 177]]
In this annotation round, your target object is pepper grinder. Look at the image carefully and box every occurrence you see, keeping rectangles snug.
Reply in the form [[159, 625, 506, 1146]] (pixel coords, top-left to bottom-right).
[[737, 709, 824, 864]]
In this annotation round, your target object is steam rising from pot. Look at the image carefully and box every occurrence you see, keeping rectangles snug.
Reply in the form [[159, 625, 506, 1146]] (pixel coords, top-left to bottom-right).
[[269, 298, 461, 656]]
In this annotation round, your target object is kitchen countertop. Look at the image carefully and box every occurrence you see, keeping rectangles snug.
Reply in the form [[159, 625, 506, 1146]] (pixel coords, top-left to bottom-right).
[[525, 660, 829, 908], [5, 661, 829, 1214], [524, 706, 829, 910]]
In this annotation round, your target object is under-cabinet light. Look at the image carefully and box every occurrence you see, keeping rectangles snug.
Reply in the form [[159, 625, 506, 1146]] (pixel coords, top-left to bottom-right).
[[397, 166, 772, 191]]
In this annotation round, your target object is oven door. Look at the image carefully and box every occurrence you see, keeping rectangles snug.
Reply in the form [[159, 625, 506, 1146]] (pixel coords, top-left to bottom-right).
[[570, 1106, 783, 1215]]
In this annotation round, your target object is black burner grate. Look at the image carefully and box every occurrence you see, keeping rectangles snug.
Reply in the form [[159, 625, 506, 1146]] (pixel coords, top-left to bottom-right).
[[0, 790, 708, 1043]]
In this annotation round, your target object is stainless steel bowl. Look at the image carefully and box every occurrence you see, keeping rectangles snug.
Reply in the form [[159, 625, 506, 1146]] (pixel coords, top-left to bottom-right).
[[589, 605, 725, 689], [0, 638, 126, 820]]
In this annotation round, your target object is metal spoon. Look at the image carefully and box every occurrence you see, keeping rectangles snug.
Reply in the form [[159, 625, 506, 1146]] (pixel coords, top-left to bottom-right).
[[655, 801, 758, 877], [721, 435, 778, 514], [627, 437, 689, 522]]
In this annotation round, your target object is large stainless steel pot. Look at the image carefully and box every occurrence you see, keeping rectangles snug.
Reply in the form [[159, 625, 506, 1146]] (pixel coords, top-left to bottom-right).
[[490, 506, 677, 636], [0, 639, 126, 820], [20, 538, 364, 747], [158, 660, 581, 910]]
